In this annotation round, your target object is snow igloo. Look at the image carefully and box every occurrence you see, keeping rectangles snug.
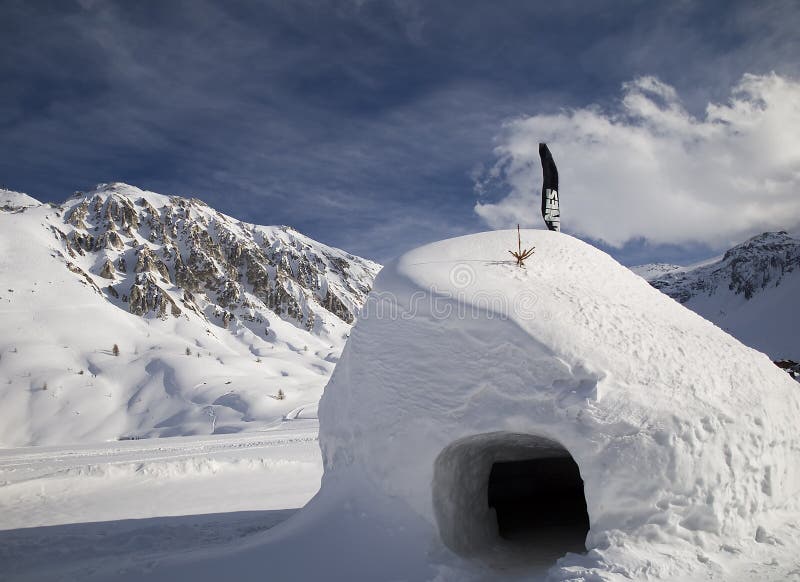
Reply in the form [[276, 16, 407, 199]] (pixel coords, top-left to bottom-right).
[[309, 230, 800, 580]]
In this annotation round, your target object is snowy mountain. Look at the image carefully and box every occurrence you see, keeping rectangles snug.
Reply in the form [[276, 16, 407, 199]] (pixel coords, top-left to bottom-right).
[[0, 183, 380, 446], [1, 190, 40, 210], [632, 231, 800, 361], [628, 262, 682, 281]]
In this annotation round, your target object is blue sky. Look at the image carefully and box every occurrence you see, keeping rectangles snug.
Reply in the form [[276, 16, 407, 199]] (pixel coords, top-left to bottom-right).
[[2, 0, 799, 264]]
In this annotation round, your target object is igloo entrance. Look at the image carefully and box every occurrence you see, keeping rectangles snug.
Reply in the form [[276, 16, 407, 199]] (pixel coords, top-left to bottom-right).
[[433, 432, 588, 565]]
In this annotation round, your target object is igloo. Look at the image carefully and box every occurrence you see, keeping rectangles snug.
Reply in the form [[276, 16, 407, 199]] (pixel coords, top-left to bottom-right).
[[312, 230, 800, 580]]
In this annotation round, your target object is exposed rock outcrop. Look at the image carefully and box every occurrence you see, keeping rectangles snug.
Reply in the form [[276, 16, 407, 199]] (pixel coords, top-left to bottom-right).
[[51, 182, 380, 329], [129, 273, 182, 318], [99, 259, 116, 279]]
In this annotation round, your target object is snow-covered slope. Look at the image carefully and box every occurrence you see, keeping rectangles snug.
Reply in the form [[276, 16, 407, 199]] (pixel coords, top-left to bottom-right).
[[633, 231, 800, 360], [0, 183, 380, 447], [628, 262, 682, 280], [1, 189, 40, 211]]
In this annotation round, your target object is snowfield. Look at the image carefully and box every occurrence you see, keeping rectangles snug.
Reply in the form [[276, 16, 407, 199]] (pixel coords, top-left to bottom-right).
[[0, 419, 321, 581]]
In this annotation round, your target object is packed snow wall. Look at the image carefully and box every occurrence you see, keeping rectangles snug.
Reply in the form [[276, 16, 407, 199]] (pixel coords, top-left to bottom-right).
[[314, 230, 800, 578]]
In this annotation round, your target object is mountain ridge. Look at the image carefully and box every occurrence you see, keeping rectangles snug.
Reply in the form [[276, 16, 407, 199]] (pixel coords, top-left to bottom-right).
[[46, 182, 379, 330], [632, 231, 800, 361], [0, 182, 380, 446]]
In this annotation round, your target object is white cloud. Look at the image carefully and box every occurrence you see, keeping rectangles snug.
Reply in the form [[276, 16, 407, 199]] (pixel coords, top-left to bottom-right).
[[475, 73, 800, 249]]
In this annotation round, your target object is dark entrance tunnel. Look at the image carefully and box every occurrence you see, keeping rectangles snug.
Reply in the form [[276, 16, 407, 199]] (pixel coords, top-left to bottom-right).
[[433, 432, 589, 566], [487, 456, 589, 547]]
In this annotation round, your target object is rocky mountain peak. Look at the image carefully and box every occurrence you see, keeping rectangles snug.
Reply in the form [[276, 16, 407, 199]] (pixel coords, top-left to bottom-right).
[[50, 183, 381, 337], [645, 231, 799, 303]]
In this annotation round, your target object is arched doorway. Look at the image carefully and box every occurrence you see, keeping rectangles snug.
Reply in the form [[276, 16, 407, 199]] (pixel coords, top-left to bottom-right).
[[432, 432, 589, 566]]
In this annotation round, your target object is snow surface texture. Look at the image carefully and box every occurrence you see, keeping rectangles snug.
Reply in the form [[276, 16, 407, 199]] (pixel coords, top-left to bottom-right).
[[0, 184, 378, 446], [96, 230, 800, 581], [0, 419, 321, 581], [633, 231, 800, 361]]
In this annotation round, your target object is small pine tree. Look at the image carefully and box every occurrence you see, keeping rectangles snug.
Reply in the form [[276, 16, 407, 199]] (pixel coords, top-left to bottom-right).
[[112, 344, 120, 356], [276, 389, 285, 400], [185, 347, 192, 356], [42, 382, 48, 391], [508, 224, 535, 267]]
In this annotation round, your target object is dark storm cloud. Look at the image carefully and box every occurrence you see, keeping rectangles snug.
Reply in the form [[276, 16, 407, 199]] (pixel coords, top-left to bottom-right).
[[1, 0, 798, 263]]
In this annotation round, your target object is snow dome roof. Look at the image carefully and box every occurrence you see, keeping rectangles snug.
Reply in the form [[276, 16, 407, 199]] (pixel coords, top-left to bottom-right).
[[314, 229, 800, 580]]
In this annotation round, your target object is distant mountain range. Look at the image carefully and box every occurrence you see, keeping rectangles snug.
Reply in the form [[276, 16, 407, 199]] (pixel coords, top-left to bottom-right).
[[632, 231, 800, 362], [0, 183, 380, 446]]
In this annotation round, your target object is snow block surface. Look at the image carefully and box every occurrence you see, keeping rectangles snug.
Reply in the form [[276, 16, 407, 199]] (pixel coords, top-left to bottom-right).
[[314, 230, 800, 580]]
